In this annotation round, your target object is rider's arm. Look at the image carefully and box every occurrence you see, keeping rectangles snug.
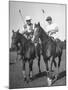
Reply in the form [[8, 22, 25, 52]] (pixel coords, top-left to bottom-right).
[[51, 26, 59, 33], [48, 24, 59, 35], [54, 26, 58, 32]]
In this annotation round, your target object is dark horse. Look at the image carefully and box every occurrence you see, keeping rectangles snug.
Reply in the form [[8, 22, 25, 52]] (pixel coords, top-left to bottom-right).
[[34, 22, 63, 80], [11, 30, 41, 81]]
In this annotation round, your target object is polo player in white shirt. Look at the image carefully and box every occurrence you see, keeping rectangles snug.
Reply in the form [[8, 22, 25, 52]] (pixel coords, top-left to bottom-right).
[[42, 9, 59, 40], [45, 16, 59, 40], [23, 16, 34, 40]]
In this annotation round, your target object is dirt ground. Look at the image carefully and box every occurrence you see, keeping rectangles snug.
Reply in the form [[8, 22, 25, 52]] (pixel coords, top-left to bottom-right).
[[9, 49, 66, 89]]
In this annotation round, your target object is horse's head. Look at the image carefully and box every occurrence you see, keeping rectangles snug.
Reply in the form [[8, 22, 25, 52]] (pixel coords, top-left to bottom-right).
[[34, 22, 41, 41], [34, 22, 47, 42], [34, 22, 40, 34], [34, 22, 49, 43], [11, 29, 21, 49]]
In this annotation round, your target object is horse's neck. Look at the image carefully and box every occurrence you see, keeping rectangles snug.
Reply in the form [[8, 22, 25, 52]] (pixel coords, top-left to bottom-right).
[[18, 34, 26, 45], [18, 33, 33, 47], [20, 35, 32, 46], [39, 27, 49, 43]]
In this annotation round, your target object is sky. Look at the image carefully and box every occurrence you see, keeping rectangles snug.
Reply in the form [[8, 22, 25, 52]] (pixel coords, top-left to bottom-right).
[[9, 1, 66, 47]]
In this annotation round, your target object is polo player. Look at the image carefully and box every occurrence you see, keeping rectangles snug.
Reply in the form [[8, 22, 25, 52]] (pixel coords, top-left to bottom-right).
[[45, 16, 59, 40], [42, 9, 59, 40], [23, 16, 34, 40]]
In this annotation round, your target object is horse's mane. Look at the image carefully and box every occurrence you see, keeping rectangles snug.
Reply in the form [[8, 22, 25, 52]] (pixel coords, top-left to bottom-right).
[[39, 25, 49, 40], [18, 32, 27, 40]]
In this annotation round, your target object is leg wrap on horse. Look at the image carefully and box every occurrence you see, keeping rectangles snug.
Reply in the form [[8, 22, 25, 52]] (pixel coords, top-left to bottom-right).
[[22, 70, 26, 78], [30, 71, 32, 78], [35, 43, 38, 58], [29, 60, 33, 79]]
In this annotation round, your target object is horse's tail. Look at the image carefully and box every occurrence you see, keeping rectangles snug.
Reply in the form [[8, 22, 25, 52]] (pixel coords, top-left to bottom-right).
[[60, 42, 65, 51]]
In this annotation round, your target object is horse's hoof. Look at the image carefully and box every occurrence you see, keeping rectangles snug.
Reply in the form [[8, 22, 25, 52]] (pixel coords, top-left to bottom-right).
[[50, 70, 54, 72], [46, 71, 49, 73], [29, 77, 33, 81], [54, 75, 58, 80], [39, 70, 41, 73], [29, 71, 33, 80], [30, 77, 32, 80], [14, 60, 17, 63], [26, 80, 29, 83], [47, 77, 52, 86], [52, 75, 58, 84], [23, 77, 27, 81]]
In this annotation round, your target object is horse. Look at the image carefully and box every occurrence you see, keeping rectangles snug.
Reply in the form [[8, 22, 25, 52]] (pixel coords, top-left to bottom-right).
[[34, 22, 63, 83], [11, 29, 23, 62], [11, 29, 41, 82]]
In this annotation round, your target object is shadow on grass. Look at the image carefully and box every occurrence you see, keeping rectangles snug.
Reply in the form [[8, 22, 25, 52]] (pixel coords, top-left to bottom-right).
[[31, 71, 47, 81], [31, 70, 66, 83], [52, 70, 66, 84]]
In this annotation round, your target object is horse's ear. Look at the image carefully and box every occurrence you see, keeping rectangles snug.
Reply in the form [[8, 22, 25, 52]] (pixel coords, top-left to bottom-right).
[[35, 23, 36, 26], [12, 29, 14, 33], [38, 22, 40, 26], [17, 29, 19, 33]]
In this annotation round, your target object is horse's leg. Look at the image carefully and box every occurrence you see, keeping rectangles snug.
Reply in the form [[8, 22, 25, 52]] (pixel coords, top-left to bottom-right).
[[44, 57, 52, 86], [16, 52, 22, 62], [35, 43, 41, 73], [58, 55, 62, 73], [43, 57, 49, 75], [45, 60, 49, 72], [50, 56, 57, 72], [16, 49, 21, 62], [29, 60, 33, 79], [43, 56, 48, 72], [53, 55, 62, 81], [38, 55, 41, 73], [22, 59, 26, 81], [49, 56, 56, 80], [16, 51, 19, 62]]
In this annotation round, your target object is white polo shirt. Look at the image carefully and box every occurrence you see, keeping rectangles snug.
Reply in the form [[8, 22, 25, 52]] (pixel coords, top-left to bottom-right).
[[23, 23, 34, 33], [45, 23, 59, 39], [42, 13, 59, 39]]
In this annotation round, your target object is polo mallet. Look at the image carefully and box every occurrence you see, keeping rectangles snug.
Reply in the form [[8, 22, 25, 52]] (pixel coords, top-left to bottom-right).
[[19, 9, 25, 25]]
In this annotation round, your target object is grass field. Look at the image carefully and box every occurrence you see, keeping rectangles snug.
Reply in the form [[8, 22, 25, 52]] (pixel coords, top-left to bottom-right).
[[9, 49, 66, 89]]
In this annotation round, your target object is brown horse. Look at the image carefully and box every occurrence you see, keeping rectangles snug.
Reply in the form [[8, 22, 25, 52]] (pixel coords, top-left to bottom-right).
[[11, 30, 41, 82], [34, 22, 63, 81]]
